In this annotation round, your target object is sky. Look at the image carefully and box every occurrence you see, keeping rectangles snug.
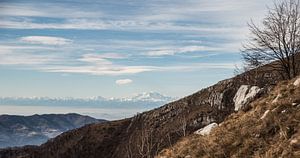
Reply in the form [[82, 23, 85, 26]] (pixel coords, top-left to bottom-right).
[[0, 0, 274, 99]]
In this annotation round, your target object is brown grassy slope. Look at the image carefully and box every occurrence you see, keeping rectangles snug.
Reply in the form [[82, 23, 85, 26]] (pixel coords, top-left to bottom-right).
[[157, 78, 300, 158]]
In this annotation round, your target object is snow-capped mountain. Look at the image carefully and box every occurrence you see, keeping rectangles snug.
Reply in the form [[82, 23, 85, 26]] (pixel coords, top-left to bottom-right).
[[123, 92, 175, 102], [0, 92, 176, 109]]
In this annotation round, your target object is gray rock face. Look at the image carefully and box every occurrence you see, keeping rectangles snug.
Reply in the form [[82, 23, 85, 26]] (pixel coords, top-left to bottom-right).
[[233, 85, 261, 111]]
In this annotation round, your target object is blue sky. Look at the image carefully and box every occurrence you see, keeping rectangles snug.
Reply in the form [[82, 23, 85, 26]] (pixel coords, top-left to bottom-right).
[[0, 0, 273, 98]]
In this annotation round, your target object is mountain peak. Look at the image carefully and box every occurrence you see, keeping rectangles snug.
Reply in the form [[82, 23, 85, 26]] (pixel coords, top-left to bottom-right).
[[124, 91, 175, 102]]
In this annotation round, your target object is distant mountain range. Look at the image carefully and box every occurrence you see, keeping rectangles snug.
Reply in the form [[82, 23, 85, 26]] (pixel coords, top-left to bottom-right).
[[0, 92, 174, 148], [0, 113, 104, 148], [0, 92, 175, 109]]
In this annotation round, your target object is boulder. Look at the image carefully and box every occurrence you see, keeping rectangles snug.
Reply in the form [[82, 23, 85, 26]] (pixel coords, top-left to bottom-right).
[[194, 123, 218, 136], [294, 77, 300, 86], [233, 85, 261, 111]]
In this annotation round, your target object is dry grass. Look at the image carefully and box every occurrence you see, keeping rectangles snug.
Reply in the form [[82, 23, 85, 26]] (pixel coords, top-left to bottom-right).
[[157, 77, 300, 158]]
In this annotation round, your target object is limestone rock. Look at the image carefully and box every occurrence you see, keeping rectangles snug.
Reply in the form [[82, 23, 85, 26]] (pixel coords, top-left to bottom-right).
[[194, 123, 218, 136], [233, 85, 261, 111], [294, 77, 300, 86]]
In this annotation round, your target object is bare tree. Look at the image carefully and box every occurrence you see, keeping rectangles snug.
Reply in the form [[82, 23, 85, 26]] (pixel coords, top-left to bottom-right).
[[137, 126, 156, 158], [181, 115, 187, 137], [126, 135, 134, 158], [175, 116, 187, 137], [242, 0, 300, 79]]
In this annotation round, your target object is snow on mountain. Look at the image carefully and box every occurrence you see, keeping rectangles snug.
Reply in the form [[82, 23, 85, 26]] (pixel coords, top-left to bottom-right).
[[123, 92, 175, 102], [0, 92, 175, 108]]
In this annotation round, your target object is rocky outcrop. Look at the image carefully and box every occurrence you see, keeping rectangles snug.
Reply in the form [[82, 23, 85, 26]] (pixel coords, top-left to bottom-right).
[[194, 123, 218, 136], [233, 85, 262, 111], [157, 77, 300, 158]]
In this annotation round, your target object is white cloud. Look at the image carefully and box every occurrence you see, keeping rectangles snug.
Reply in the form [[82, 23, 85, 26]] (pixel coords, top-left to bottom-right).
[[0, 44, 61, 65], [156, 63, 240, 71], [115, 79, 133, 85], [146, 45, 217, 56], [78, 54, 112, 65], [0, 3, 104, 18], [0, 45, 56, 50], [0, 0, 271, 38], [0, 0, 260, 76], [19, 36, 72, 45], [0, 18, 246, 34], [146, 49, 175, 56], [138, 0, 270, 22], [97, 53, 128, 59], [0, 44, 238, 75], [179, 46, 212, 52], [42, 65, 154, 76], [0, 53, 56, 65], [41, 62, 238, 76]]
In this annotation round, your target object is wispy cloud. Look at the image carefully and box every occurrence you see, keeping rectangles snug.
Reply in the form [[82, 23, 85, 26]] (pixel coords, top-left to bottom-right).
[[40, 62, 238, 76], [42, 65, 155, 75], [41, 53, 153, 75], [96, 53, 128, 59], [0, 0, 270, 38], [0, 18, 244, 33], [0, 0, 264, 75], [115, 79, 133, 85], [0, 53, 56, 65], [0, 3, 104, 18], [19, 36, 72, 45], [146, 45, 217, 56], [78, 54, 112, 65], [0, 40, 238, 75], [0, 0, 275, 99], [0, 44, 63, 65]]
